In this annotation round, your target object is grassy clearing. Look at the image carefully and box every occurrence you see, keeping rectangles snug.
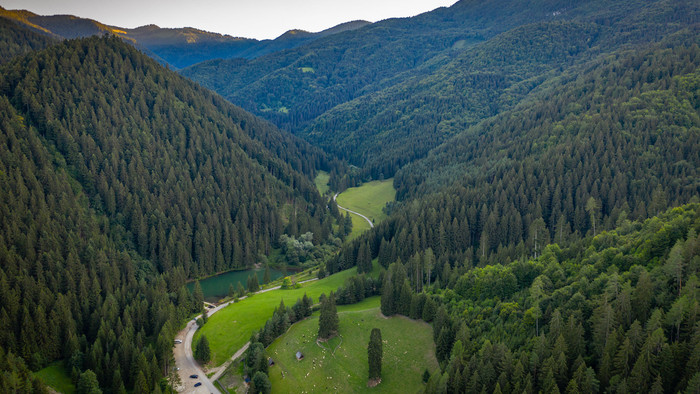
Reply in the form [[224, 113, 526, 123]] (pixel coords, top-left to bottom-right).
[[346, 213, 371, 241], [336, 179, 395, 225], [267, 297, 437, 393], [196, 267, 361, 365], [314, 171, 330, 195], [36, 361, 75, 394]]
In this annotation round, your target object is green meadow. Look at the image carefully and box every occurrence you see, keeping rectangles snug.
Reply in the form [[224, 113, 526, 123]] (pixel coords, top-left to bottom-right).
[[196, 267, 360, 366], [35, 361, 75, 394], [335, 179, 395, 239], [266, 297, 438, 393]]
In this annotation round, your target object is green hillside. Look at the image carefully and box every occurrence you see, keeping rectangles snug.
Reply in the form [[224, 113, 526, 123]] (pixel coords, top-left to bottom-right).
[[331, 31, 699, 273], [0, 34, 334, 392], [266, 297, 438, 393], [0, 1, 698, 393]]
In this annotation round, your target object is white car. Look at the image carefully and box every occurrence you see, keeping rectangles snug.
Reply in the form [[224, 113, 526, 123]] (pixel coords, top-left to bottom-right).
[[174, 339, 183, 344]]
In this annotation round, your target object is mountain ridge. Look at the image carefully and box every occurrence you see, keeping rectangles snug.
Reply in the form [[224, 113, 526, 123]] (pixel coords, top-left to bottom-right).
[[0, 6, 370, 68]]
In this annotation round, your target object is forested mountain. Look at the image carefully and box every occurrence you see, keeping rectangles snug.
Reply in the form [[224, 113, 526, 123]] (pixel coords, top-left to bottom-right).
[[183, 0, 699, 178], [0, 16, 54, 64], [329, 32, 699, 273], [0, 6, 369, 69], [322, 35, 700, 390], [0, 33, 334, 392]]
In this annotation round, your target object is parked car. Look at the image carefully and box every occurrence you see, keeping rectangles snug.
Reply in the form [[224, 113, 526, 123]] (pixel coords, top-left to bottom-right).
[[174, 339, 182, 344], [189, 374, 198, 379], [194, 382, 202, 387]]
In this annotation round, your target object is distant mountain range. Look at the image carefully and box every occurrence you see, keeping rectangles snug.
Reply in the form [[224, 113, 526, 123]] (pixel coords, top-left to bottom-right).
[[0, 6, 370, 68]]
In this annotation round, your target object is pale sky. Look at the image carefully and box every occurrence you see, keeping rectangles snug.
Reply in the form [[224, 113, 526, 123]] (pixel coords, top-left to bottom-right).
[[0, 0, 457, 40]]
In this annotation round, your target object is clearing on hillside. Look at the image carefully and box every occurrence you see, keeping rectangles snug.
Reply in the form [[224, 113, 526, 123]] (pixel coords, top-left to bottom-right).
[[35, 361, 75, 394], [335, 179, 395, 240], [266, 297, 437, 393], [314, 171, 330, 195]]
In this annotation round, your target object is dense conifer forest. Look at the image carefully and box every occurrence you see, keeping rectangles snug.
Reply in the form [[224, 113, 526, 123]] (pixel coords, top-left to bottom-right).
[[184, 0, 699, 179], [0, 0, 698, 392], [0, 17, 53, 65], [0, 32, 336, 392], [330, 33, 699, 273]]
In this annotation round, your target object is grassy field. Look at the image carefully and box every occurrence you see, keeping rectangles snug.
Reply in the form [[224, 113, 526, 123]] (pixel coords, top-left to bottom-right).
[[314, 171, 330, 195], [196, 267, 361, 365], [266, 297, 437, 393], [345, 213, 371, 241], [36, 361, 75, 394], [335, 179, 395, 239]]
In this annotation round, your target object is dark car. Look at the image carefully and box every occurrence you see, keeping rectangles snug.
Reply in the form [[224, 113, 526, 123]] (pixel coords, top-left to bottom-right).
[[189, 374, 198, 379], [194, 382, 202, 387]]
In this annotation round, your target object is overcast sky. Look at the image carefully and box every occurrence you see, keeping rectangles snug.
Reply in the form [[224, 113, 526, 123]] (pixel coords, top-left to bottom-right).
[[0, 0, 457, 40]]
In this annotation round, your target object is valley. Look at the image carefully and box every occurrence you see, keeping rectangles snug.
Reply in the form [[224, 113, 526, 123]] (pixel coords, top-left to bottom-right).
[[0, 1, 698, 393]]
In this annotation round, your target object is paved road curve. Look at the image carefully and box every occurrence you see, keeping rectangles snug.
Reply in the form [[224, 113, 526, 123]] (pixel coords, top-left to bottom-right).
[[173, 278, 318, 393], [333, 192, 374, 228]]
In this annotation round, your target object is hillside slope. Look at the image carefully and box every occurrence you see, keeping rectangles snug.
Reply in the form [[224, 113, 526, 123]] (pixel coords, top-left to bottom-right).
[[328, 32, 699, 276], [0, 16, 54, 64], [0, 35, 334, 392], [303, 0, 699, 177], [183, 0, 698, 179]]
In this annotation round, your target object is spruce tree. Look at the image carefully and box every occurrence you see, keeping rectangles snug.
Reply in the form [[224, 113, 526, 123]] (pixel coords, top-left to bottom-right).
[[194, 335, 211, 364], [263, 265, 271, 284], [318, 292, 339, 339], [380, 273, 395, 316], [302, 293, 313, 317], [368, 328, 383, 383], [192, 281, 204, 312]]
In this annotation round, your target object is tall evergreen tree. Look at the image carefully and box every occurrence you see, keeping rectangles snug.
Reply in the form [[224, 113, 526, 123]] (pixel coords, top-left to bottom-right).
[[194, 335, 211, 364], [318, 292, 339, 340], [192, 281, 204, 312], [263, 265, 271, 284], [368, 328, 383, 383]]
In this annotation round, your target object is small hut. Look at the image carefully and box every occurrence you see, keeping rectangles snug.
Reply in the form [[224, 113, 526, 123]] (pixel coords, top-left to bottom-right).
[[268, 358, 275, 366], [296, 351, 304, 361]]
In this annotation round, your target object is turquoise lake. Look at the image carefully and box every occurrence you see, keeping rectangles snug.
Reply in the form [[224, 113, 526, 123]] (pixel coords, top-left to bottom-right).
[[187, 268, 284, 302]]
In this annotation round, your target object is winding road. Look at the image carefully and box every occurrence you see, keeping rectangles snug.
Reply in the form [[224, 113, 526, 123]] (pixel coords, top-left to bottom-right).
[[173, 279, 318, 393], [333, 193, 374, 228]]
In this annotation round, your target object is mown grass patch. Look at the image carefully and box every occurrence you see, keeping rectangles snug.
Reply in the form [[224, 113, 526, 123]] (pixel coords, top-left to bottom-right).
[[35, 361, 75, 394], [196, 267, 360, 365], [266, 297, 437, 393], [336, 178, 395, 226]]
